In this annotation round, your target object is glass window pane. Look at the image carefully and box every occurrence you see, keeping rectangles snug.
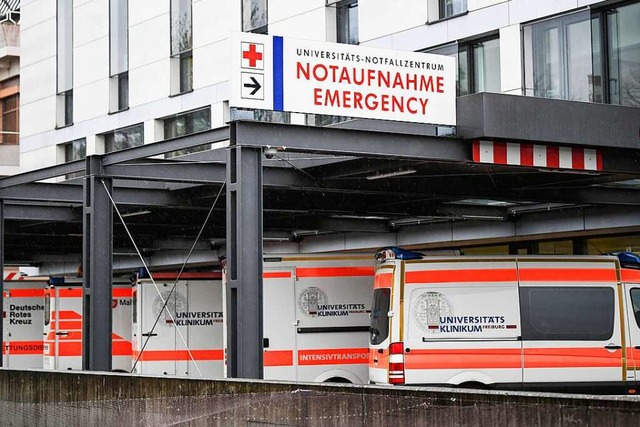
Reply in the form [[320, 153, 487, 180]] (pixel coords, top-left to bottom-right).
[[110, 0, 128, 75], [525, 11, 592, 101], [458, 47, 469, 96], [607, 2, 640, 106], [64, 138, 86, 162], [171, 0, 192, 55], [242, 0, 267, 32], [57, 0, 73, 92], [1, 93, 19, 145], [180, 52, 193, 93], [566, 19, 591, 102], [337, 1, 358, 45], [164, 108, 211, 158], [104, 124, 144, 153], [473, 38, 501, 93], [520, 287, 614, 341], [631, 288, 640, 329], [439, 0, 467, 19], [370, 288, 390, 345]]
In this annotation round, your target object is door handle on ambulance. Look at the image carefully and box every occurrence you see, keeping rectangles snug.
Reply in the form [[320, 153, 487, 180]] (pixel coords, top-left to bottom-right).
[[604, 344, 622, 350], [141, 332, 158, 337], [55, 331, 68, 336]]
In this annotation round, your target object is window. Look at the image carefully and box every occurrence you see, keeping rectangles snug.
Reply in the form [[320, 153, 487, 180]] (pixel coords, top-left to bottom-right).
[[163, 107, 211, 158], [0, 92, 18, 145], [57, 0, 73, 127], [110, 0, 129, 111], [370, 288, 391, 345], [44, 293, 50, 326], [426, 37, 500, 96], [242, 0, 268, 34], [62, 138, 86, 179], [524, 11, 593, 102], [336, 0, 358, 45], [631, 288, 640, 328], [520, 287, 614, 341], [103, 124, 144, 153], [170, 0, 193, 95], [439, 0, 467, 19], [605, 2, 640, 106]]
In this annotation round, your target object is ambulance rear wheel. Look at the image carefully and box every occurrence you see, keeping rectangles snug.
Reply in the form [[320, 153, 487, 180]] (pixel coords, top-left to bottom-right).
[[458, 381, 488, 390], [324, 377, 351, 384]]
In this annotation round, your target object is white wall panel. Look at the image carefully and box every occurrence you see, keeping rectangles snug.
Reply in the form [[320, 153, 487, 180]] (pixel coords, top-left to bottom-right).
[[468, 0, 508, 12], [129, 15, 169, 70], [193, 40, 230, 89], [508, 0, 581, 25], [19, 98, 57, 139], [447, 3, 508, 41], [19, 145, 58, 173], [359, 0, 427, 43], [74, 80, 109, 123], [20, 18, 56, 68], [129, 0, 168, 27], [269, 8, 327, 41], [20, 58, 56, 105], [19, 0, 55, 31], [74, 0, 108, 48], [499, 24, 522, 93], [129, 60, 171, 107], [193, 0, 239, 48], [269, 0, 324, 24], [74, 38, 109, 88]]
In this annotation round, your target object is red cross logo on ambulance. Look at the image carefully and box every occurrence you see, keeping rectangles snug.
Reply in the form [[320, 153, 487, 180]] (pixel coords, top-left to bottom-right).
[[241, 42, 264, 70]]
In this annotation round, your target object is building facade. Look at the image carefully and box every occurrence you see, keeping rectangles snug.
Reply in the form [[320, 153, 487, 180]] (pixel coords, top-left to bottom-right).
[[16, 0, 640, 257]]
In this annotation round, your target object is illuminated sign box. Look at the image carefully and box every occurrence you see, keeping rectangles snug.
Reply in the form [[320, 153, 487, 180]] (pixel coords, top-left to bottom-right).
[[231, 33, 456, 126]]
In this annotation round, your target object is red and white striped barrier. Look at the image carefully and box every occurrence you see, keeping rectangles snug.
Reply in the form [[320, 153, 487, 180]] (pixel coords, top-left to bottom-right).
[[472, 140, 602, 171]]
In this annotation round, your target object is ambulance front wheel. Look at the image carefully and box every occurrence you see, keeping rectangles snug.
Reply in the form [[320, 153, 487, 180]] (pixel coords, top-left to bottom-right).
[[314, 370, 363, 384]]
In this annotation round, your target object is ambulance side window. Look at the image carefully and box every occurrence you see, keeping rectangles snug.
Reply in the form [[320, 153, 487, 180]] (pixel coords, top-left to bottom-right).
[[44, 293, 50, 326], [630, 288, 640, 328], [370, 288, 391, 345], [520, 286, 614, 341], [132, 290, 137, 324]]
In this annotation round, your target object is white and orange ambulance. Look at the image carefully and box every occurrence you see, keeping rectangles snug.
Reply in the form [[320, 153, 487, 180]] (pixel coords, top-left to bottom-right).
[[224, 253, 374, 383], [131, 272, 224, 378], [2, 273, 48, 368], [43, 277, 133, 371], [369, 247, 640, 394]]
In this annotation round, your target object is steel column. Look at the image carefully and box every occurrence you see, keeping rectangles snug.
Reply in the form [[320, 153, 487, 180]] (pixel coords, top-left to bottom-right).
[[82, 156, 113, 371], [225, 123, 264, 379]]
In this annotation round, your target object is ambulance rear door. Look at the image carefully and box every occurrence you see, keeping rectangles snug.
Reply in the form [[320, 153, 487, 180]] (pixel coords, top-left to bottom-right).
[[135, 280, 178, 375], [623, 280, 640, 386], [263, 267, 297, 380], [51, 286, 83, 370], [4, 282, 46, 369], [293, 262, 372, 383]]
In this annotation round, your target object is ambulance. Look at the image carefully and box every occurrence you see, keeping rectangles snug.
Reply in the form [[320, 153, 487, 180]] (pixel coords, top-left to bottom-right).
[[224, 253, 375, 383], [2, 273, 48, 368], [131, 272, 223, 378], [369, 247, 640, 394], [43, 277, 133, 371]]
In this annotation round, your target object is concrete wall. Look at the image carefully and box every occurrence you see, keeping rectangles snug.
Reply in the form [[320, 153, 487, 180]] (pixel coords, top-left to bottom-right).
[[0, 369, 639, 425]]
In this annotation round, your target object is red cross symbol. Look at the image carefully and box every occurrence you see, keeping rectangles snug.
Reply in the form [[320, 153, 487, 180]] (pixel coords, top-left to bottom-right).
[[242, 43, 263, 68]]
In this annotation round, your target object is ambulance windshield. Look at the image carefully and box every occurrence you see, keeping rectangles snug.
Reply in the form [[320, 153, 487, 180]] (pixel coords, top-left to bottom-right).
[[370, 288, 390, 345]]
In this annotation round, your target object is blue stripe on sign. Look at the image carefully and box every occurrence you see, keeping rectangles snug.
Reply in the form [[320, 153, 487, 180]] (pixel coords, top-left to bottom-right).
[[273, 36, 284, 111]]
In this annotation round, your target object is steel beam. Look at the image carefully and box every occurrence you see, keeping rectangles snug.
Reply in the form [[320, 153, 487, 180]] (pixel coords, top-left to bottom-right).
[[234, 120, 469, 161], [104, 161, 226, 184], [82, 156, 113, 372], [3, 204, 80, 222], [225, 124, 264, 379]]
